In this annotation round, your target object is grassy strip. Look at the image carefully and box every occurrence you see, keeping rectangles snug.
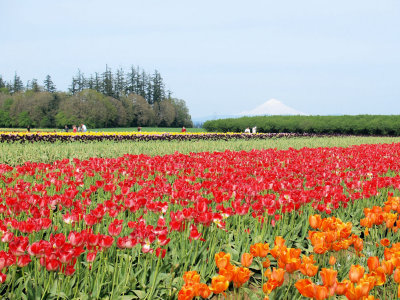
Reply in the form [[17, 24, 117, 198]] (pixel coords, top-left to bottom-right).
[[0, 127, 204, 133], [90, 127, 205, 133], [1, 136, 400, 166]]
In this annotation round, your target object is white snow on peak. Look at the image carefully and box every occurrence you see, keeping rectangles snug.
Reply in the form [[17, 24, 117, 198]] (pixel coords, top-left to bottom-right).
[[239, 99, 307, 116]]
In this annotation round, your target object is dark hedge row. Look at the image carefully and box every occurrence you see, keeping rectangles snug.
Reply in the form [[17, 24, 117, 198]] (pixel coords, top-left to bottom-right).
[[0, 132, 330, 143], [203, 115, 400, 135]]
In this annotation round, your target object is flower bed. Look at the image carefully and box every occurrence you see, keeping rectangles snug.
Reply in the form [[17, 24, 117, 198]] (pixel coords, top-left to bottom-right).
[[1, 144, 400, 298], [0, 131, 337, 143]]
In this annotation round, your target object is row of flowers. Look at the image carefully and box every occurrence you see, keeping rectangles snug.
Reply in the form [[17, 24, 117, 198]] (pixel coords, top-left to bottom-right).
[[179, 196, 400, 299], [0, 131, 338, 143]]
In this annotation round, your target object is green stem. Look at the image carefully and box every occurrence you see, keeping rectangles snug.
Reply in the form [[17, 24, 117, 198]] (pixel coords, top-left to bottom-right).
[[110, 250, 120, 299], [146, 254, 162, 300], [41, 271, 54, 300]]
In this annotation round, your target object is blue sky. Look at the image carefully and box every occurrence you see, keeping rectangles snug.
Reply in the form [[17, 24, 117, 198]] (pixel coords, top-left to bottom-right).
[[1, 0, 399, 119]]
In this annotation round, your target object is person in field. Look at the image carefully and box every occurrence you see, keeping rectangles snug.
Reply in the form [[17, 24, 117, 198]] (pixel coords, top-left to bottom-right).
[[64, 125, 69, 132], [181, 126, 186, 133], [252, 126, 257, 134], [244, 127, 250, 133], [81, 124, 87, 132], [72, 125, 77, 133]]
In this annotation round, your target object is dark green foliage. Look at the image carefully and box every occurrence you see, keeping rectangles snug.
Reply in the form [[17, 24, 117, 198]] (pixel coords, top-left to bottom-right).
[[0, 66, 193, 128], [0, 76, 5, 89], [12, 73, 24, 93], [203, 115, 400, 136], [28, 79, 42, 92], [43, 75, 56, 93]]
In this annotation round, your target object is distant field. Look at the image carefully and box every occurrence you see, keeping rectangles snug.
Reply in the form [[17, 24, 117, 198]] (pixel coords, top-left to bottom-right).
[[90, 127, 205, 133], [1, 135, 400, 166], [0, 127, 205, 133]]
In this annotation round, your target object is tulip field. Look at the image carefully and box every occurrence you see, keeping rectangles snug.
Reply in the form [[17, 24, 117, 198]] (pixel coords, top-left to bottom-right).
[[2, 133, 400, 299]]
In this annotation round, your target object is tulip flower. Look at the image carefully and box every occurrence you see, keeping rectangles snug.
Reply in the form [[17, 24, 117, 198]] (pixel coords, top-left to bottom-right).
[[209, 275, 229, 295], [240, 253, 253, 267], [349, 265, 364, 283], [295, 278, 315, 298], [215, 252, 231, 270], [367, 256, 379, 272], [320, 268, 337, 288]]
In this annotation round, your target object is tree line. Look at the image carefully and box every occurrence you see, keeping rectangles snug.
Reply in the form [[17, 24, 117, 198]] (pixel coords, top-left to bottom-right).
[[0, 66, 192, 128], [203, 115, 400, 135]]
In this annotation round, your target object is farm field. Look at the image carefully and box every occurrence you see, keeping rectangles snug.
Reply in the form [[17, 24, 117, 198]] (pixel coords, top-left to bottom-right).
[[0, 127, 205, 133], [90, 127, 205, 133], [1, 134, 400, 299], [1, 135, 400, 166]]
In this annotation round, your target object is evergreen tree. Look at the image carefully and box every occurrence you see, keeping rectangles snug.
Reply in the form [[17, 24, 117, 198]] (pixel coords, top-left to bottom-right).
[[114, 68, 125, 99], [126, 66, 137, 95], [102, 65, 114, 97], [139, 71, 147, 100], [26, 78, 41, 93], [13, 73, 24, 93], [5, 82, 13, 93], [69, 77, 78, 94], [87, 75, 94, 90], [134, 66, 141, 95], [76, 70, 86, 92], [152, 70, 165, 104], [43, 75, 56, 93], [30, 79, 41, 92], [94, 72, 101, 93], [0, 76, 5, 89]]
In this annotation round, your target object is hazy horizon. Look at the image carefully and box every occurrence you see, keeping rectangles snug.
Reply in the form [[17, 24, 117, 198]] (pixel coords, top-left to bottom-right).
[[1, 0, 399, 118]]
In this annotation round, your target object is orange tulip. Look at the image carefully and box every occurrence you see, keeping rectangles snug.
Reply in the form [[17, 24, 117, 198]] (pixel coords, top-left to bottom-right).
[[363, 274, 376, 291], [295, 278, 315, 298], [320, 268, 337, 287], [178, 285, 196, 300], [183, 271, 201, 284], [250, 243, 269, 258], [364, 228, 369, 237], [262, 280, 279, 294], [262, 257, 271, 268], [369, 267, 386, 286], [209, 275, 229, 295], [335, 279, 351, 295], [381, 238, 390, 247], [265, 267, 286, 286], [329, 256, 336, 266], [198, 283, 211, 299], [367, 256, 380, 272], [240, 253, 253, 267], [345, 281, 370, 300], [353, 237, 363, 252], [309, 214, 322, 228], [301, 254, 316, 265], [264, 267, 271, 279], [279, 248, 301, 273], [215, 252, 231, 270], [233, 267, 251, 287], [274, 236, 286, 247], [382, 260, 394, 275], [300, 263, 319, 277], [218, 264, 237, 282], [349, 265, 364, 283], [394, 267, 400, 283], [314, 285, 329, 300]]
